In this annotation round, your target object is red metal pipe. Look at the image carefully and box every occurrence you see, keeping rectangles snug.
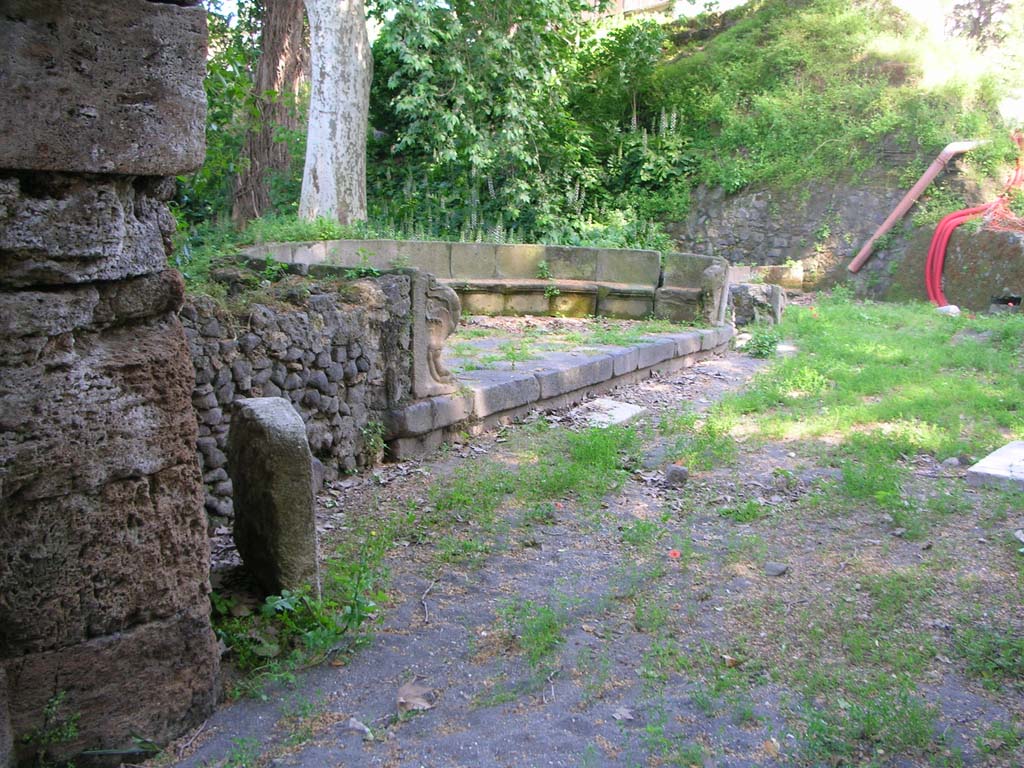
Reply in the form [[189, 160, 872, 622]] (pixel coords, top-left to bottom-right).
[[849, 140, 985, 273]]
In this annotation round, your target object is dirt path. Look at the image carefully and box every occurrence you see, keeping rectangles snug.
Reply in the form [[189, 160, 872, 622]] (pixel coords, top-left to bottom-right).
[[169, 348, 1022, 768]]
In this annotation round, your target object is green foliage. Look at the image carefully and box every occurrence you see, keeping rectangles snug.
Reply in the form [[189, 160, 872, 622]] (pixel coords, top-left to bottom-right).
[[21, 691, 80, 766], [743, 324, 781, 358], [649, 0, 1017, 192], [498, 599, 570, 668], [953, 622, 1024, 690], [177, 2, 262, 223]]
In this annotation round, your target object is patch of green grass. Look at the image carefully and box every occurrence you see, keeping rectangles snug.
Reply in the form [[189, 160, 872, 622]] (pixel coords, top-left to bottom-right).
[[718, 499, 767, 523], [223, 737, 262, 768], [435, 534, 492, 566], [498, 599, 570, 670], [632, 593, 670, 634], [801, 679, 939, 764], [661, 406, 738, 470], [953, 621, 1024, 691], [976, 720, 1023, 756], [620, 518, 663, 549]]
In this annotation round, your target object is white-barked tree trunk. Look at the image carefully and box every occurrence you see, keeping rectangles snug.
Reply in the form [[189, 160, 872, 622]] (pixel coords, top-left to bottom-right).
[[299, 0, 370, 223]]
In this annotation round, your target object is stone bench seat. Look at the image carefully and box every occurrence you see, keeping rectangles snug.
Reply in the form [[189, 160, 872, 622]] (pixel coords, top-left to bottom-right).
[[241, 239, 729, 324], [442, 277, 657, 319]]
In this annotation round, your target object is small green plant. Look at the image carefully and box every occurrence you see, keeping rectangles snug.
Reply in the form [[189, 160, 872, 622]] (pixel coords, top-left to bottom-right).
[[498, 599, 569, 670], [544, 283, 561, 299], [360, 421, 386, 465], [224, 736, 262, 768], [21, 691, 80, 767], [536, 260, 554, 280], [344, 249, 382, 280], [620, 518, 663, 549], [719, 499, 766, 523], [260, 256, 288, 282], [744, 324, 781, 358]]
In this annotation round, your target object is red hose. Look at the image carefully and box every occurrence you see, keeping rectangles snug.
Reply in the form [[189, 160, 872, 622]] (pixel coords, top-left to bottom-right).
[[925, 131, 1024, 307]]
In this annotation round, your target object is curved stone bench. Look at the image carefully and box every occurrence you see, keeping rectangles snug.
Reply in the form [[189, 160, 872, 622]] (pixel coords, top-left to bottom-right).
[[242, 239, 729, 324]]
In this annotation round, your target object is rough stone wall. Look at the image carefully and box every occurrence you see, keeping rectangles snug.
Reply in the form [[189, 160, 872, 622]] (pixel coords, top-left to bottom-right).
[[667, 178, 909, 289], [668, 166, 994, 295], [0, 1, 217, 763], [181, 276, 414, 525]]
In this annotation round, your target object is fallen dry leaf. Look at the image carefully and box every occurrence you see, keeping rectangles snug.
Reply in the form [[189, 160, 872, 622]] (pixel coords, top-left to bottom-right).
[[721, 653, 741, 668], [397, 681, 434, 714], [762, 737, 780, 758], [611, 706, 634, 721]]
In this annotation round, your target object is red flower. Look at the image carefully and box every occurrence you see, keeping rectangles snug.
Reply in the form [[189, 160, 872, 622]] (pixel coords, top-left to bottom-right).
[[668, 549, 681, 560]]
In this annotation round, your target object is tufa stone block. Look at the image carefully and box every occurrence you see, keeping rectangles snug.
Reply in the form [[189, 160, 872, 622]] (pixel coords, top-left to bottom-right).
[[0, 0, 207, 175]]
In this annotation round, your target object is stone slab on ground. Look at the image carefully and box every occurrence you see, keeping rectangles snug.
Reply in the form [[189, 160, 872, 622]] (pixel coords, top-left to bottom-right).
[[228, 398, 321, 597], [966, 441, 1024, 491], [571, 398, 648, 427]]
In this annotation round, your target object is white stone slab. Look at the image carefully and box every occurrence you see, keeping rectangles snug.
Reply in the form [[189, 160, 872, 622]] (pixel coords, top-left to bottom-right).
[[966, 441, 1024, 491], [573, 398, 647, 428]]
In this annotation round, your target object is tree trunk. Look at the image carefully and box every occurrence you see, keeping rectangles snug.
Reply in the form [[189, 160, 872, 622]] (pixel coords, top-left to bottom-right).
[[232, 0, 309, 226], [299, 0, 371, 224]]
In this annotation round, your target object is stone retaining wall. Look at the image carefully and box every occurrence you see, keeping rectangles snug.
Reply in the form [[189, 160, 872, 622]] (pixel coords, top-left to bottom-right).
[[181, 276, 415, 526]]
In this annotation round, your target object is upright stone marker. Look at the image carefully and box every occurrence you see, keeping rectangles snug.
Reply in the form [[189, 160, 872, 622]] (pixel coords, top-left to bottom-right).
[[228, 398, 322, 597]]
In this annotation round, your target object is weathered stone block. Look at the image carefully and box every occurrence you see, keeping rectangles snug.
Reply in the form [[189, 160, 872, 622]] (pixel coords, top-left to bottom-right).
[[666, 331, 702, 356], [635, 339, 677, 369], [533, 353, 614, 399], [0, 0, 207, 175], [461, 370, 541, 417], [431, 392, 473, 430], [228, 398, 320, 596], [550, 290, 597, 317], [505, 291, 551, 315], [386, 400, 434, 437], [395, 240, 451, 278], [654, 287, 703, 323], [730, 282, 786, 325], [545, 246, 598, 281], [3, 609, 217, 765], [457, 290, 505, 316], [609, 346, 639, 377], [596, 293, 654, 320], [496, 244, 547, 279], [451, 243, 498, 279], [595, 248, 661, 287], [0, 175, 176, 287]]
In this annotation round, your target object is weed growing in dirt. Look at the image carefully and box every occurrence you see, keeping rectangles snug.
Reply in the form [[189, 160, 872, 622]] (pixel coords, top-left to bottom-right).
[[660, 407, 737, 470], [953, 621, 1024, 691], [498, 599, 570, 670]]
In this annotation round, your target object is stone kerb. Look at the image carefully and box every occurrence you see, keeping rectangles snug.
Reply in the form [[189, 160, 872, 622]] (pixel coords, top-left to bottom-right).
[[385, 326, 735, 459]]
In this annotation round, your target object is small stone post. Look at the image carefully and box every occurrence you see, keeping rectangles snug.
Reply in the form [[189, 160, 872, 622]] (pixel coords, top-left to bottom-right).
[[228, 398, 322, 597]]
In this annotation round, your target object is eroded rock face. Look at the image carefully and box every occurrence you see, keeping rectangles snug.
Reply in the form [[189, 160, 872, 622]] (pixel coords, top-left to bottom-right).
[[0, 175, 176, 287], [0, 0, 207, 175], [228, 398, 320, 597], [0, 0, 216, 761]]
